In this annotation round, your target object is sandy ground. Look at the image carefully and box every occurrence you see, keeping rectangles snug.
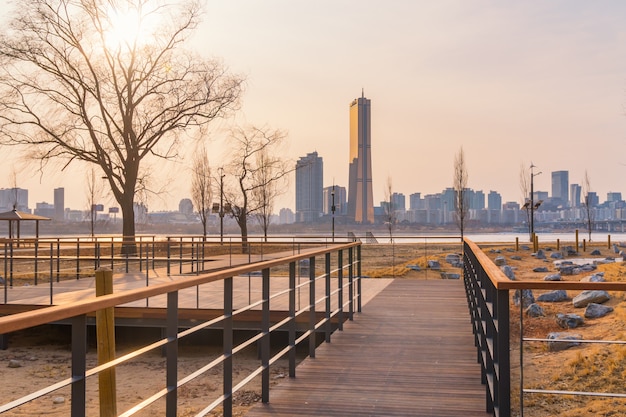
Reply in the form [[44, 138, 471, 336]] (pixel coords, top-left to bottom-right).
[[0, 326, 296, 416]]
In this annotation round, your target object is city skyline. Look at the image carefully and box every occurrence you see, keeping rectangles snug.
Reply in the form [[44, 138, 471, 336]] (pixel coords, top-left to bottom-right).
[[0, 2, 625, 213]]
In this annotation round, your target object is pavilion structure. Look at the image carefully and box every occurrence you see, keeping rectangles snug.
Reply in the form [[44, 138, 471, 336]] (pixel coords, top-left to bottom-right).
[[0, 209, 50, 239]]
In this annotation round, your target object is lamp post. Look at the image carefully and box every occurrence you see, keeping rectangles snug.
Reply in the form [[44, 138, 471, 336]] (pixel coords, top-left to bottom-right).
[[530, 163, 542, 244], [331, 185, 336, 242]]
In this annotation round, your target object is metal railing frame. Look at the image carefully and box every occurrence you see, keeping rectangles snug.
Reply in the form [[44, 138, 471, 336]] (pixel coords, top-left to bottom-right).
[[463, 238, 626, 417], [0, 241, 362, 417], [1, 236, 350, 305]]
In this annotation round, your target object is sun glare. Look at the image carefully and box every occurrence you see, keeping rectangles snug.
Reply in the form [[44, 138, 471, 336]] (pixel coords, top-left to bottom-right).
[[103, 3, 160, 51]]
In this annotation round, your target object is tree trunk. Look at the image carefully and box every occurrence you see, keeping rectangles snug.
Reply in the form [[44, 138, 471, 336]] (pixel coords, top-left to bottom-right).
[[120, 192, 136, 255], [238, 215, 249, 254]]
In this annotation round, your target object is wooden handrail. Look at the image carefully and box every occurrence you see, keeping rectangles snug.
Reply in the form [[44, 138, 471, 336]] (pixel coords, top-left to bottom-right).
[[464, 238, 626, 291]]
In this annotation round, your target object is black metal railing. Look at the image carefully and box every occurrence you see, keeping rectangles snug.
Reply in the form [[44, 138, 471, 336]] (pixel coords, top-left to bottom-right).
[[0, 241, 362, 417], [463, 238, 626, 417]]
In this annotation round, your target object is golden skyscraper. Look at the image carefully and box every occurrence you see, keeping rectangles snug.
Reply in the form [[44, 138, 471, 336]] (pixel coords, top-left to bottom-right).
[[347, 91, 374, 223]]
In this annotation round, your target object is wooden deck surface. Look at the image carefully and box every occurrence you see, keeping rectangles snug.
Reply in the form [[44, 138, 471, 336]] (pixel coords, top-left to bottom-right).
[[246, 279, 490, 417]]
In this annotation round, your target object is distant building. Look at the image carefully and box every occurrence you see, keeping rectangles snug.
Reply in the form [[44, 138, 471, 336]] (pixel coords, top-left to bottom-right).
[[34, 202, 55, 218], [179, 198, 193, 215], [551, 171, 569, 206], [323, 185, 347, 216], [134, 202, 148, 224], [347, 92, 374, 223], [295, 151, 323, 222], [607, 192, 622, 203], [472, 190, 485, 210], [391, 192, 406, 212], [570, 184, 581, 207], [441, 188, 455, 213], [278, 208, 295, 225], [409, 193, 422, 210], [586, 192, 599, 207], [487, 191, 502, 211], [54, 187, 64, 221], [0, 188, 28, 212], [533, 191, 549, 202]]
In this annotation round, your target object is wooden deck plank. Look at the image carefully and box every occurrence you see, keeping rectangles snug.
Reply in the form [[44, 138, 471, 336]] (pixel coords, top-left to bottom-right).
[[246, 280, 490, 417]]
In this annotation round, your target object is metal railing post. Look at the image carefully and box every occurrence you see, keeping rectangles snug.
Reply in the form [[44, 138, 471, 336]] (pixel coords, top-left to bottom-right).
[[56, 240, 60, 282], [179, 237, 183, 275], [9, 241, 13, 288], [49, 242, 54, 305], [165, 291, 178, 417], [223, 277, 233, 417], [76, 240, 80, 280], [261, 268, 270, 403], [3, 243, 6, 304], [337, 249, 344, 331], [325, 252, 331, 342], [357, 244, 362, 312], [288, 261, 297, 377], [34, 238, 38, 284], [71, 315, 87, 417], [309, 256, 316, 358], [348, 248, 354, 321], [166, 237, 171, 276], [495, 288, 511, 416]]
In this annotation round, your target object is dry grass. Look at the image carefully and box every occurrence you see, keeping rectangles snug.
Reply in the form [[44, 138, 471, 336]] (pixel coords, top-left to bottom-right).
[[482, 240, 626, 417]]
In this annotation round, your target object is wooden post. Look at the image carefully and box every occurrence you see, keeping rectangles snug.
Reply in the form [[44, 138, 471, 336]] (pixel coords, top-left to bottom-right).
[[608, 234, 611, 250], [575, 229, 579, 252], [96, 268, 117, 417], [556, 239, 560, 251], [515, 237, 519, 251], [583, 239, 586, 252]]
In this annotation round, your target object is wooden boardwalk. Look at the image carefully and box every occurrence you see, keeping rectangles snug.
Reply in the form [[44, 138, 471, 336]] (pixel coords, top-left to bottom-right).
[[246, 279, 490, 417]]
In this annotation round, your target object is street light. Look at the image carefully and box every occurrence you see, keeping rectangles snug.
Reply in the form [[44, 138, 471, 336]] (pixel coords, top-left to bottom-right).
[[530, 163, 542, 244]]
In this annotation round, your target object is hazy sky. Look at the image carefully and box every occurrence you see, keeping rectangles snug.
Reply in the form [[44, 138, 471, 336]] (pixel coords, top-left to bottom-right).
[[1, 1, 626, 213]]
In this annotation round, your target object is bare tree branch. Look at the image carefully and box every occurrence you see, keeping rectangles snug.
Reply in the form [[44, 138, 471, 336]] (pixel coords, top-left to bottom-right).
[[190, 145, 212, 238], [225, 125, 291, 249], [0, 0, 243, 249], [453, 146, 469, 240]]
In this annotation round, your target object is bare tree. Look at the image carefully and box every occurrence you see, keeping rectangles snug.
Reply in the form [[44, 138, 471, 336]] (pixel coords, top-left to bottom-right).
[[225, 125, 290, 251], [252, 147, 289, 242], [0, 0, 243, 251], [9, 167, 19, 211], [519, 163, 532, 240], [190, 146, 212, 239], [383, 176, 395, 243], [582, 170, 594, 241], [453, 146, 469, 240], [86, 166, 105, 237]]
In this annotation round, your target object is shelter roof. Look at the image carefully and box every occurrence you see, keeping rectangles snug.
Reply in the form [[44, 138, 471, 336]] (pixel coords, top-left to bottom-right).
[[0, 209, 50, 221]]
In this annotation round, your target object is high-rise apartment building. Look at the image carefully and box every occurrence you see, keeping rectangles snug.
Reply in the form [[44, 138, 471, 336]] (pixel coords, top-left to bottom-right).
[[0, 188, 28, 212], [487, 191, 502, 211], [323, 185, 347, 216], [347, 92, 374, 223], [551, 171, 569, 205], [409, 193, 422, 210], [607, 192, 622, 203], [53, 187, 64, 221], [570, 184, 581, 207], [295, 151, 323, 223], [391, 193, 406, 212]]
